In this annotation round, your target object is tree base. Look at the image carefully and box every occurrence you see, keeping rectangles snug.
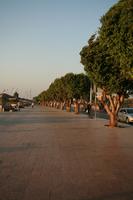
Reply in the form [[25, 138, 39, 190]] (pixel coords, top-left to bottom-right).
[[104, 124, 126, 128]]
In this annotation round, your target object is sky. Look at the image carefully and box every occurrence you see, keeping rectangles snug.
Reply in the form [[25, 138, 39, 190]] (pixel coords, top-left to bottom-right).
[[0, 0, 118, 98]]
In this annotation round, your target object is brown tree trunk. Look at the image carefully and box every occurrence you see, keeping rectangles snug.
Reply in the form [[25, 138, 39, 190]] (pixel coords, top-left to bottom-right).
[[109, 112, 118, 127], [66, 100, 71, 112], [60, 102, 63, 110], [99, 91, 124, 128], [74, 101, 79, 114]]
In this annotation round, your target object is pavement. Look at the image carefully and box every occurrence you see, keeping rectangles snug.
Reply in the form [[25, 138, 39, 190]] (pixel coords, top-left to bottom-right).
[[0, 106, 133, 200]]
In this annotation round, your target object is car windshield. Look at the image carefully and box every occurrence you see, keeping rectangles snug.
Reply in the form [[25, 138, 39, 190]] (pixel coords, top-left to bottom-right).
[[127, 109, 133, 114]]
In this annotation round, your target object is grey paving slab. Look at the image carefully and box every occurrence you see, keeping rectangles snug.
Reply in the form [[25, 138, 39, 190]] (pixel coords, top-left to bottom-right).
[[0, 106, 133, 200]]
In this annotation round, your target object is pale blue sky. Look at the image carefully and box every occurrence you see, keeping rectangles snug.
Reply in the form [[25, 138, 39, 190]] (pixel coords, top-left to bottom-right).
[[0, 0, 118, 98]]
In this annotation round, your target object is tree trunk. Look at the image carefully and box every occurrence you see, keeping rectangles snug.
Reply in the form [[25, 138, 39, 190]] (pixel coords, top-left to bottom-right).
[[60, 102, 63, 110], [109, 112, 118, 127], [74, 101, 79, 114], [99, 92, 124, 128], [66, 100, 71, 112]]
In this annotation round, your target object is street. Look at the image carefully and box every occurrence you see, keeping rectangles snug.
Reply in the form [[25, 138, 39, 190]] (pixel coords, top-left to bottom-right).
[[0, 106, 133, 200]]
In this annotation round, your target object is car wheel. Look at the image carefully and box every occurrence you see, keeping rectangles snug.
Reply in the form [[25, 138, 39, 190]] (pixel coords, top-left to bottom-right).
[[126, 117, 129, 124]]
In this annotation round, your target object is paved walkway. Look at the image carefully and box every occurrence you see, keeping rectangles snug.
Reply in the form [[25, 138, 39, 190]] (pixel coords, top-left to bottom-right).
[[0, 106, 133, 200]]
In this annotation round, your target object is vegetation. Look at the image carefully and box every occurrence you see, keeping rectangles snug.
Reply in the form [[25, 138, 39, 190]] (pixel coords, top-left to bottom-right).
[[36, 73, 90, 112], [80, 0, 133, 127], [13, 92, 19, 99]]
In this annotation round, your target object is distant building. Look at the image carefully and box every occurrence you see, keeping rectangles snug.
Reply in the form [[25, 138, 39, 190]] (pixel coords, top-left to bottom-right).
[[0, 93, 12, 111], [0, 92, 33, 112], [0, 93, 18, 112]]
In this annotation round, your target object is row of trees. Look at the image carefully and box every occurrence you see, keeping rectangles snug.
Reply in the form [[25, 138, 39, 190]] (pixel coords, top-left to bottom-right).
[[35, 73, 91, 113], [36, 0, 133, 127]]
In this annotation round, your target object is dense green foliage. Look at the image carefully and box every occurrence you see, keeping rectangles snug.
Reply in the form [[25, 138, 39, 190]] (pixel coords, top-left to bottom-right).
[[80, 0, 133, 96], [99, 0, 133, 79], [36, 73, 90, 103]]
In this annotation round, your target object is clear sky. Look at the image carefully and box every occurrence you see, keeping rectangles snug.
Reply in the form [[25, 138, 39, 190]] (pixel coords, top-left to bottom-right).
[[0, 0, 118, 98]]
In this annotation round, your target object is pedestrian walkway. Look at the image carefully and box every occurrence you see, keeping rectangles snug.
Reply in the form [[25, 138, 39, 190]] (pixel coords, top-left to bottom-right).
[[0, 106, 133, 200]]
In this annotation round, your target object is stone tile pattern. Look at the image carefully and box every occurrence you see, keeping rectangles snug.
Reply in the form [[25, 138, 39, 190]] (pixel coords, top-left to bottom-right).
[[0, 106, 133, 200]]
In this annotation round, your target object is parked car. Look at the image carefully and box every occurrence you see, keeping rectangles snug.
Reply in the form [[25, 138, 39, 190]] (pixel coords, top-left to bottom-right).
[[3, 103, 20, 112], [118, 108, 133, 123], [3, 103, 13, 111]]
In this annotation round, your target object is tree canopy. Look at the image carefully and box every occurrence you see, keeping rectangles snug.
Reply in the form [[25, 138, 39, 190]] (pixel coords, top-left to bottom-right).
[[36, 73, 90, 103], [80, 0, 133, 127], [99, 0, 133, 79]]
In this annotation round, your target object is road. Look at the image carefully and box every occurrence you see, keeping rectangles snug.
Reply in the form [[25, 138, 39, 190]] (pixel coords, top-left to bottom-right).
[[0, 106, 133, 200]]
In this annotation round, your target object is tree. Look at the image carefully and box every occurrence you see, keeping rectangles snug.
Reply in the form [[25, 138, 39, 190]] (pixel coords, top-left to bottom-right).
[[80, 0, 133, 127], [36, 73, 90, 112], [13, 91, 19, 99], [99, 0, 133, 79]]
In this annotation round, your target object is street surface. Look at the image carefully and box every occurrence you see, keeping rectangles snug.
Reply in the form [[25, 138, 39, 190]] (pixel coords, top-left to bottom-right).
[[0, 106, 133, 200]]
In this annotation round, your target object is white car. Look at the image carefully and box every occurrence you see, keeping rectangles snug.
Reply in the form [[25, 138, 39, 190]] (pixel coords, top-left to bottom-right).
[[118, 108, 133, 123]]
